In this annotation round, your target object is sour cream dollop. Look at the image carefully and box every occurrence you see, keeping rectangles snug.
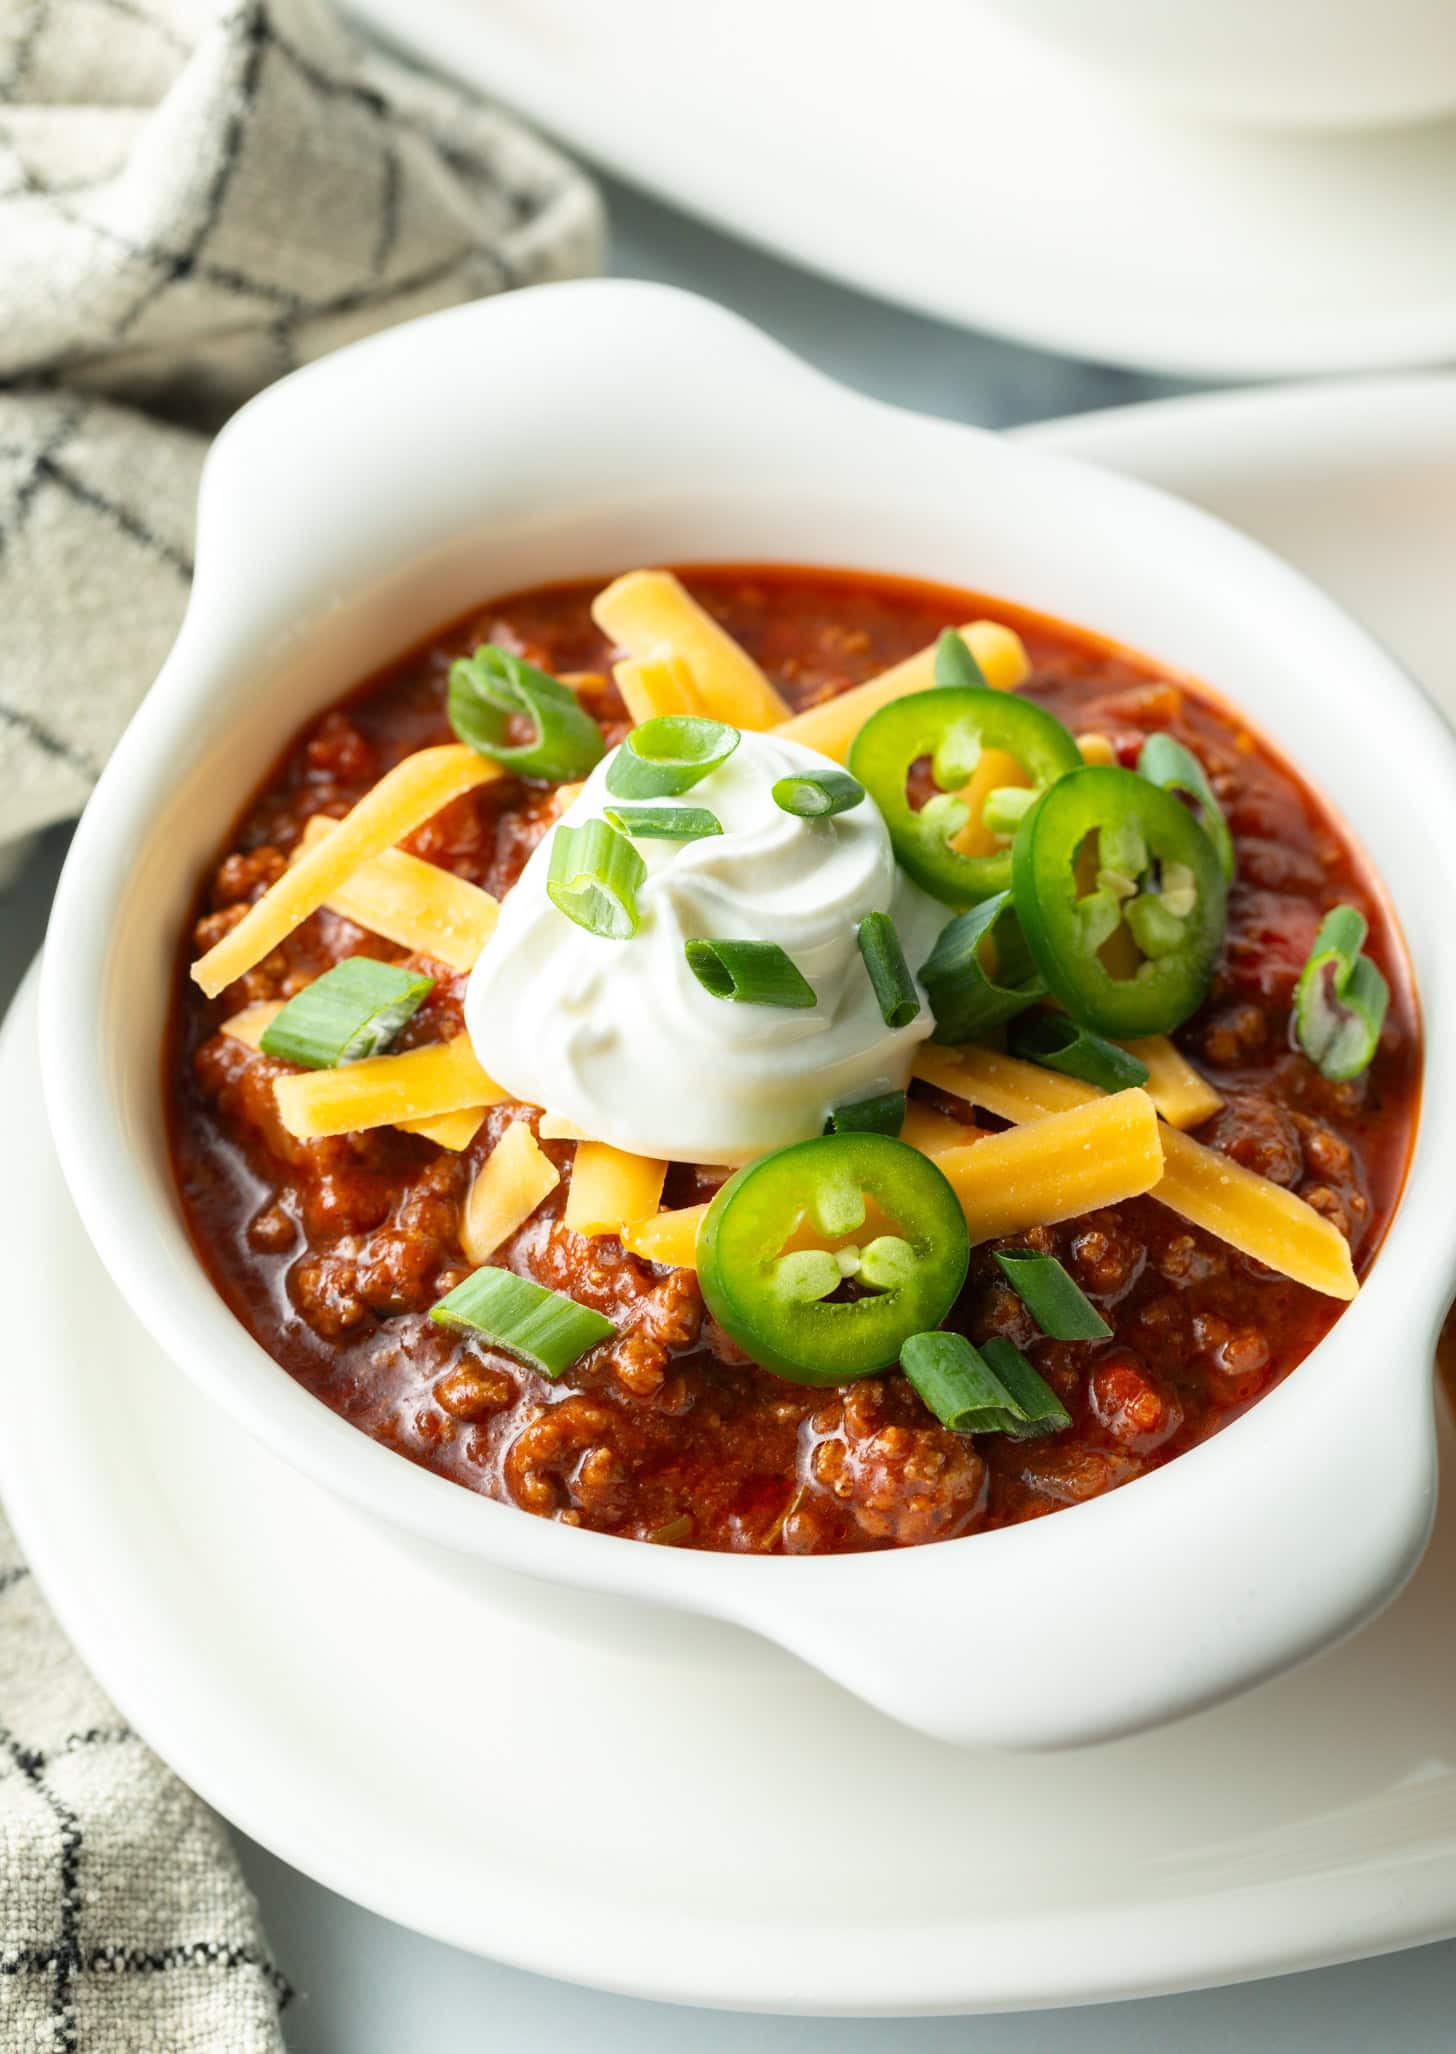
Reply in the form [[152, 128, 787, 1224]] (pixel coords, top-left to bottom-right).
[[465, 730, 943, 1164]]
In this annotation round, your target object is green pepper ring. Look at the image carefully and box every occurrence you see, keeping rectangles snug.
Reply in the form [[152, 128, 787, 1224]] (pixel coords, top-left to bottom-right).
[[1011, 764, 1228, 1038], [697, 1133, 970, 1386], [848, 686, 1083, 907]]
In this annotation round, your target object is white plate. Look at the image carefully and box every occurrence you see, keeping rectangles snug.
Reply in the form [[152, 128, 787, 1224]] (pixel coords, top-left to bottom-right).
[[6, 375, 1456, 2012], [350, 0, 1456, 379]]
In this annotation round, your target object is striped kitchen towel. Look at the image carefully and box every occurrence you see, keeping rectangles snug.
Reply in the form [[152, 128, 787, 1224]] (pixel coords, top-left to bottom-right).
[[0, 1509, 292, 2049], [0, 0, 603, 868], [0, 1, 600, 2045]]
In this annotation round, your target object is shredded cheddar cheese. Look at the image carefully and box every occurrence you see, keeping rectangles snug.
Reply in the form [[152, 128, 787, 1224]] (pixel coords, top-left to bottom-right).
[[773, 620, 1030, 764], [565, 1143, 669, 1239], [273, 1032, 504, 1142], [592, 570, 790, 730], [192, 744, 498, 998], [298, 815, 497, 972], [460, 1121, 559, 1263]]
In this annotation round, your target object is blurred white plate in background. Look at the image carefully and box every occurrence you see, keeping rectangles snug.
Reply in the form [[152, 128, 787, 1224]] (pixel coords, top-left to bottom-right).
[[4, 376, 1456, 2011], [350, 0, 1456, 378]]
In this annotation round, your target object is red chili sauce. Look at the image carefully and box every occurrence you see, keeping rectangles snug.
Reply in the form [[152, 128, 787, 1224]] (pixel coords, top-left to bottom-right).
[[166, 567, 1420, 1553]]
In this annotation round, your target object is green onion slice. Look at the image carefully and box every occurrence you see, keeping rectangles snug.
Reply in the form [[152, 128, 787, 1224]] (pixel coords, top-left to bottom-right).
[[857, 911, 921, 1030], [1293, 903, 1390, 1082], [772, 768, 865, 818], [1010, 1012, 1151, 1093], [684, 939, 817, 1008], [259, 957, 433, 1069], [933, 629, 990, 691], [902, 1330, 1074, 1436], [1137, 733, 1234, 880], [919, 891, 1044, 1044], [980, 1336, 1072, 1439], [993, 1250, 1111, 1340], [430, 1267, 616, 1379], [826, 1089, 906, 1138], [547, 819, 647, 940], [902, 1331, 1014, 1431], [603, 804, 722, 841], [448, 643, 606, 782], [605, 715, 739, 799]]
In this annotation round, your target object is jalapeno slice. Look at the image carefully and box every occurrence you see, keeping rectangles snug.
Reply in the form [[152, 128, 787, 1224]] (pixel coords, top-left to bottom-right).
[[1011, 765, 1227, 1037], [848, 687, 1082, 907], [697, 1133, 970, 1386]]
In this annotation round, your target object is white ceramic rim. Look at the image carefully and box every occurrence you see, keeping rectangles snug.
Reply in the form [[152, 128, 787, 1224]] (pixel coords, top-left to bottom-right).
[[11, 960, 1456, 2014], [37, 281, 1456, 1750], [350, 0, 1456, 380]]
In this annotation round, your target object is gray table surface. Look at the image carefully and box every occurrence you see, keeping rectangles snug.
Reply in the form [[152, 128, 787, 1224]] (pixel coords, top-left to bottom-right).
[[4, 172, 1454, 2052]]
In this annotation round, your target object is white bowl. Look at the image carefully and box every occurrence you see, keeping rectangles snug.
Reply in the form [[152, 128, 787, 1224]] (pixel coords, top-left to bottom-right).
[[983, 0, 1456, 131], [39, 282, 1456, 1750]]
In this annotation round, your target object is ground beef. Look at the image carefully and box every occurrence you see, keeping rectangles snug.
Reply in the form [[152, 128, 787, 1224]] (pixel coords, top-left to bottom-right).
[[168, 567, 1418, 1553]]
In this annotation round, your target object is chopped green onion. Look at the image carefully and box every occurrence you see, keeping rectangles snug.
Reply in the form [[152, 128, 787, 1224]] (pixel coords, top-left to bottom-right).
[[993, 1250, 1111, 1340], [259, 957, 433, 1069], [1137, 733, 1234, 880], [920, 891, 1044, 1044], [430, 1266, 616, 1378], [933, 629, 990, 691], [1010, 1013, 1150, 1093], [684, 939, 816, 1008], [902, 1330, 1074, 1437], [827, 1089, 906, 1138], [980, 1336, 1072, 1439], [605, 715, 739, 798], [448, 643, 605, 782], [772, 768, 865, 818], [902, 1330, 1019, 1433], [1293, 903, 1390, 1082], [547, 819, 647, 940], [603, 804, 722, 841], [857, 911, 920, 1030]]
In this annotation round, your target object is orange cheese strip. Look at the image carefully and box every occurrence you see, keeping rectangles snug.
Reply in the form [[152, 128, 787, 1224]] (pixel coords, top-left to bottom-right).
[[400, 1107, 486, 1151], [900, 1100, 983, 1159], [620, 1202, 711, 1269], [951, 748, 1029, 857], [593, 571, 790, 730], [565, 1143, 669, 1239], [539, 1110, 592, 1142], [614, 649, 708, 724], [461, 1121, 559, 1264], [274, 1033, 504, 1141], [1121, 1035, 1223, 1130], [934, 1089, 1163, 1244], [915, 1042, 1089, 1121], [773, 621, 1030, 764], [1155, 1126, 1357, 1301], [220, 1000, 284, 1049], [192, 744, 498, 997], [222, 1002, 483, 1149], [914, 1044, 1356, 1299], [298, 816, 497, 972]]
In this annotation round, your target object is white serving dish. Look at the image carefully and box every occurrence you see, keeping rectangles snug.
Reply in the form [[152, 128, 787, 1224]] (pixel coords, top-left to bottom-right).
[[351, 0, 1456, 379], [982, 0, 1456, 132], [37, 282, 1456, 1750]]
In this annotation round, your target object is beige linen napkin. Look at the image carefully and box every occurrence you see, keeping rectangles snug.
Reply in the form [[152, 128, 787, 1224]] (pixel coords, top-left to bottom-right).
[[0, 1, 601, 2045], [0, 0, 602, 856]]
